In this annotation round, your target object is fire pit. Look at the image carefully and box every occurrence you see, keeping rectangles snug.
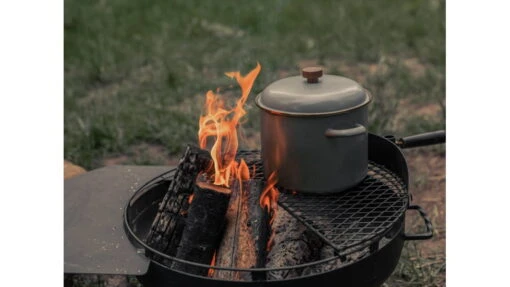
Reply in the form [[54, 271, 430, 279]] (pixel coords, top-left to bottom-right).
[[64, 64, 445, 287], [64, 131, 444, 287], [118, 132, 442, 287]]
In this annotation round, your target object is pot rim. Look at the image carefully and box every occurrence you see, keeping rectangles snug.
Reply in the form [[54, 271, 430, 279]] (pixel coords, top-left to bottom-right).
[[255, 89, 373, 117]]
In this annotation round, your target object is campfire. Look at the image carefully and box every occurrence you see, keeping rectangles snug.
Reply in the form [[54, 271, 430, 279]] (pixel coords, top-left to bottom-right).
[[139, 64, 442, 283], [98, 66, 445, 286], [146, 63, 287, 280], [64, 62, 445, 287]]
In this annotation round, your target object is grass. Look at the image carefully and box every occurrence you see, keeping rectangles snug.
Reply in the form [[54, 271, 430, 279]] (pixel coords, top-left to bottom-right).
[[385, 242, 446, 287], [64, 0, 445, 286], [65, 0, 445, 169]]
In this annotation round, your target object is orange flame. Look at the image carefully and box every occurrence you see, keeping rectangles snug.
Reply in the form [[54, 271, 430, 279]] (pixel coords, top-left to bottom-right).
[[198, 63, 261, 187], [260, 171, 279, 224], [208, 251, 217, 277], [260, 171, 280, 251], [238, 159, 250, 181], [260, 171, 279, 251]]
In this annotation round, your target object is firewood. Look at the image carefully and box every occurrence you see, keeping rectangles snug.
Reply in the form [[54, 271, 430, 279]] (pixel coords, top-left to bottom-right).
[[301, 245, 338, 276], [265, 207, 322, 280], [146, 145, 212, 257], [246, 180, 270, 280], [213, 180, 269, 281], [212, 180, 244, 280], [172, 181, 231, 276]]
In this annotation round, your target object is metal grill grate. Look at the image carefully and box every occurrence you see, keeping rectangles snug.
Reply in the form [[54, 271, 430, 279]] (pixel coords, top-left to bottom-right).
[[236, 150, 408, 254]]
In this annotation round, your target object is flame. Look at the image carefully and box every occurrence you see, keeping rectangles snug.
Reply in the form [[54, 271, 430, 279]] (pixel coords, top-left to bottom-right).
[[208, 251, 217, 277], [260, 171, 279, 224], [198, 63, 261, 187], [260, 171, 280, 251], [188, 193, 194, 204], [233, 159, 251, 181]]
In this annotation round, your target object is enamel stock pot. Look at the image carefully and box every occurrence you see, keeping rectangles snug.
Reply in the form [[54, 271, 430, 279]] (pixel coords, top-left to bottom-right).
[[255, 67, 372, 193]]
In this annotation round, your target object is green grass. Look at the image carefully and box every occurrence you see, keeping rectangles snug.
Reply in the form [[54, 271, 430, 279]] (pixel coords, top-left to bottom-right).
[[65, 0, 445, 169], [65, 1, 445, 285], [386, 242, 446, 287]]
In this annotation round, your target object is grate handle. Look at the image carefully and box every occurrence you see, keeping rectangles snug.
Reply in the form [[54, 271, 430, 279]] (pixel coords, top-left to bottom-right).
[[396, 130, 445, 149], [404, 205, 434, 240]]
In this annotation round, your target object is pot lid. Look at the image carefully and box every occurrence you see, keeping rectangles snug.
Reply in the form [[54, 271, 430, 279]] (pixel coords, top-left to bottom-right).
[[256, 67, 371, 116]]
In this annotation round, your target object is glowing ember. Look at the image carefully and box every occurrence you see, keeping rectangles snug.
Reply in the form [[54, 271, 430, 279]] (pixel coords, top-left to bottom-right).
[[198, 63, 261, 188]]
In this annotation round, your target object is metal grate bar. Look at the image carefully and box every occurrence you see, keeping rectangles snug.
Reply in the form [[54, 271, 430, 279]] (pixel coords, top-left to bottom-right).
[[329, 187, 403, 242]]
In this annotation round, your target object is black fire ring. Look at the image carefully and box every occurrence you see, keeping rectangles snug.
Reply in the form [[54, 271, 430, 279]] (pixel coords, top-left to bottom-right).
[[122, 133, 440, 287]]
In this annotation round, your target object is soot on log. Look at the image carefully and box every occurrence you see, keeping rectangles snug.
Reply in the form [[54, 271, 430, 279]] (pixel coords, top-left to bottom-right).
[[146, 145, 212, 257], [172, 181, 231, 276]]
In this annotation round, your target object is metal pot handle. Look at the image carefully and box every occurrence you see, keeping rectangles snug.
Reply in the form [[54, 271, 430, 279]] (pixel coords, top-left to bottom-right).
[[404, 204, 434, 240], [325, 124, 367, 137]]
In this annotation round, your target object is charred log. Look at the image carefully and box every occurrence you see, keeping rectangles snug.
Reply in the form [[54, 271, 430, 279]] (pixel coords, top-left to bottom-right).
[[246, 180, 270, 280], [213, 180, 269, 281], [172, 181, 231, 276], [300, 217, 373, 276], [265, 207, 322, 280], [146, 145, 212, 257]]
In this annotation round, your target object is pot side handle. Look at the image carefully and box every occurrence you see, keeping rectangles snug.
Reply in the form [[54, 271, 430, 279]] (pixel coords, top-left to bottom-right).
[[325, 124, 367, 137]]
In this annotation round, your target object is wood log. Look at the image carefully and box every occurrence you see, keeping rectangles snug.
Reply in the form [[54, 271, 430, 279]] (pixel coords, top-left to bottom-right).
[[146, 145, 212, 257], [265, 207, 322, 280], [301, 245, 338, 276], [213, 180, 269, 281], [246, 180, 270, 280], [172, 181, 231, 276], [302, 244, 373, 276], [212, 180, 244, 280]]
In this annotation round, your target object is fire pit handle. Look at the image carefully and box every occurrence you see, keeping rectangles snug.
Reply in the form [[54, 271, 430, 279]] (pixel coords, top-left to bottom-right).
[[403, 205, 434, 240], [396, 130, 446, 149]]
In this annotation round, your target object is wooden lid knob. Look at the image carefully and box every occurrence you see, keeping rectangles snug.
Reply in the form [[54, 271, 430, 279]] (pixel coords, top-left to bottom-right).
[[302, 67, 323, 83]]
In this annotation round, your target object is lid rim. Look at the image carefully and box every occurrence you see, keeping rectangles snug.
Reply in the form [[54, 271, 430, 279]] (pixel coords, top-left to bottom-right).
[[255, 90, 373, 117]]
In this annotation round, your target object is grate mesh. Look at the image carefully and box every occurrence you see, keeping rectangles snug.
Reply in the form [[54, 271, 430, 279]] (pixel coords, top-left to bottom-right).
[[236, 150, 408, 253]]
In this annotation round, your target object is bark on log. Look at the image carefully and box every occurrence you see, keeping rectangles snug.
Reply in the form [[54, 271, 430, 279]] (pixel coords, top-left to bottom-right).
[[146, 145, 212, 256], [213, 180, 269, 281], [265, 207, 322, 280], [172, 182, 231, 276]]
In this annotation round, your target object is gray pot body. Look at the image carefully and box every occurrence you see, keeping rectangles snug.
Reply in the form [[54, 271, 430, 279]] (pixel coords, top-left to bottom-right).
[[260, 107, 368, 193]]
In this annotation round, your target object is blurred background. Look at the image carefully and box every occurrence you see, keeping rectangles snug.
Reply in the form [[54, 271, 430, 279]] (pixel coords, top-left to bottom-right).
[[64, 0, 445, 286]]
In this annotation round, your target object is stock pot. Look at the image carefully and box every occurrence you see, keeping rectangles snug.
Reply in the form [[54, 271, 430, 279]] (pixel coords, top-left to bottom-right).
[[255, 67, 372, 193]]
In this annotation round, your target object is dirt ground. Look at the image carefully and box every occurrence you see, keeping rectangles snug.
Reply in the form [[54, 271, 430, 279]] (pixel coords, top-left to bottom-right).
[[405, 149, 445, 257]]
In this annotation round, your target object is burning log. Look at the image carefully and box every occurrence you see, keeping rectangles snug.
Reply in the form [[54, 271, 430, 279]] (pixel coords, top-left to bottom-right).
[[265, 206, 322, 280], [247, 180, 271, 274], [146, 145, 212, 256], [172, 181, 231, 276], [301, 245, 338, 276], [213, 179, 270, 281]]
